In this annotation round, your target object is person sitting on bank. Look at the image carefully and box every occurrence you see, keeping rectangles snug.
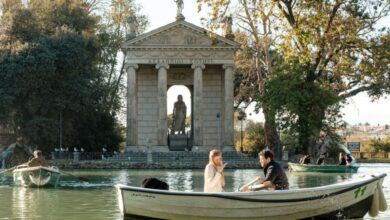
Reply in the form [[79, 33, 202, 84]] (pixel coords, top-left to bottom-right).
[[240, 149, 289, 192], [204, 149, 225, 192], [316, 153, 326, 165], [27, 150, 49, 167]]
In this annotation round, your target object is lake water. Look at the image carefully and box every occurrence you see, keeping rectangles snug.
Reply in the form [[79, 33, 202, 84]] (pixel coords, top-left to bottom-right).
[[0, 163, 389, 219]]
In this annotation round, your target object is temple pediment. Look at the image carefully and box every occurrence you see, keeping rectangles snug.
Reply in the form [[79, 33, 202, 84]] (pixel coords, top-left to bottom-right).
[[122, 20, 239, 49]]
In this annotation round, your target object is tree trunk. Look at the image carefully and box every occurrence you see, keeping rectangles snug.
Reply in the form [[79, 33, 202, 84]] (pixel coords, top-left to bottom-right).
[[298, 105, 325, 155], [262, 104, 281, 159]]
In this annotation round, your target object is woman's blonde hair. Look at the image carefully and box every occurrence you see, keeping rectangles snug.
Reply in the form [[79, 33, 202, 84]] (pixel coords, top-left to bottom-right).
[[209, 149, 222, 166]]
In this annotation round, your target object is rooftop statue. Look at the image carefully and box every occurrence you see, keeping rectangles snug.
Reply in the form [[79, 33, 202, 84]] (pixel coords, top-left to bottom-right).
[[174, 0, 185, 20]]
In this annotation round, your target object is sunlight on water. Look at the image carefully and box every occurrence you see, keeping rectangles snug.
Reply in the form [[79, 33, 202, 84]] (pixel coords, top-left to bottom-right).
[[0, 163, 389, 219]]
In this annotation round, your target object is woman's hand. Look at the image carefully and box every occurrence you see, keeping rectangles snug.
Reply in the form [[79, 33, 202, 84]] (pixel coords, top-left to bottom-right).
[[216, 165, 224, 173]]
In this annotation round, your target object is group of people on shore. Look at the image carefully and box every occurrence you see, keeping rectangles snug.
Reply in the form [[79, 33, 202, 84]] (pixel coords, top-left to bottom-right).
[[204, 149, 289, 193]]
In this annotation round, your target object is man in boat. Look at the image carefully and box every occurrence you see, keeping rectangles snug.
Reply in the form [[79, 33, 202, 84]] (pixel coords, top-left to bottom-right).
[[240, 149, 289, 191], [27, 150, 49, 167]]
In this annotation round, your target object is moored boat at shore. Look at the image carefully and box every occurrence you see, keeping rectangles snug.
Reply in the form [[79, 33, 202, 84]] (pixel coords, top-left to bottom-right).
[[288, 162, 359, 173], [13, 165, 60, 187], [116, 173, 387, 220]]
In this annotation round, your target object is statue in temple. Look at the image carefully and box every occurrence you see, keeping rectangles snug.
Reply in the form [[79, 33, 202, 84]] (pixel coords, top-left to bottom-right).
[[174, 0, 185, 20], [126, 15, 138, 40], [172, 95, 187, 134]]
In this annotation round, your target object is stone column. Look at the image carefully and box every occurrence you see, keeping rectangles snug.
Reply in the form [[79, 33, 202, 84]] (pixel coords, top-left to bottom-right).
[[126, 63, 139, 149], [223, 64, 235, 151], [156, 63, 169, 147], [192, 64, 205, 148]]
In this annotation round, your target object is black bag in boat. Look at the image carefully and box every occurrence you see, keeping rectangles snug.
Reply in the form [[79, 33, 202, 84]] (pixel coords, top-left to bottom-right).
[[141, 178, 169, 190]]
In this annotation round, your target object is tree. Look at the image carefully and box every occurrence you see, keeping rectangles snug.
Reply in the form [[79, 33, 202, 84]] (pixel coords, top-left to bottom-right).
[[95, 0, 148, 115], [369, 137, 390, 153], [0, 0, 125, 152], [199, 0, 390, 154], [273, 0, 390, 153], [264, 61, 345, 153], [234, 120, 266, 152], [197, 0, 283, 157]]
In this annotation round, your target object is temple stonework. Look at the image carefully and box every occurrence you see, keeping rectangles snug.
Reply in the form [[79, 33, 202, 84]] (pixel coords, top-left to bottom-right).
[[122, 19, 239, 152]]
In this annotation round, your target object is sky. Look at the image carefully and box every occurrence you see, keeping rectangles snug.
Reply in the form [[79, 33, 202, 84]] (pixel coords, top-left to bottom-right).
[[138, 0, 390, 125]]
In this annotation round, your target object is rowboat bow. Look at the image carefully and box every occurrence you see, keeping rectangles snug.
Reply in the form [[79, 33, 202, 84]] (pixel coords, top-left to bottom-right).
[[13, 165, 60, 187]]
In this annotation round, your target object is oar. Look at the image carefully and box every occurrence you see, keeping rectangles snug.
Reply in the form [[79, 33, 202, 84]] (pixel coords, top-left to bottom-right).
[[0, 166, 19, 175], [60, 171, 89, 182]]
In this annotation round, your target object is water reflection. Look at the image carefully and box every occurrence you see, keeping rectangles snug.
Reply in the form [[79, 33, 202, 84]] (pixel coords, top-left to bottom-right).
[[289, 173, 352, 189], [165, 170, 196, 191], [183, 170, 193, 192], [12, 187, 29, 219], [113, 170, 131, 186]]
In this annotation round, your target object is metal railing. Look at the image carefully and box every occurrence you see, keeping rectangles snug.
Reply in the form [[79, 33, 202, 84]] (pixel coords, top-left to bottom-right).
[[50, 151, 260, 165]]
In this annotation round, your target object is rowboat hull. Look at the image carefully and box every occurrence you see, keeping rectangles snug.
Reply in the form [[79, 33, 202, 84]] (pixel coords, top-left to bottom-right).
[[13, 166, 60, 187], [288, 162, 359, 173], [116, 174, 386, 220]]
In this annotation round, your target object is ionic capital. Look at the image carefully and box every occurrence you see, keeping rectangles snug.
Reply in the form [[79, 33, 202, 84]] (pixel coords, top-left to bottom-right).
[[155, 63, 170, 70], [125, 63, 139, 71], [222, 64, 234, 70], [191, 63, 205, 70]]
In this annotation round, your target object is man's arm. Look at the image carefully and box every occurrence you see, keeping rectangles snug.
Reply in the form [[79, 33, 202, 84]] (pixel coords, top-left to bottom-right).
[[249, 181, 274, 191], [240, 177, 264, 192]]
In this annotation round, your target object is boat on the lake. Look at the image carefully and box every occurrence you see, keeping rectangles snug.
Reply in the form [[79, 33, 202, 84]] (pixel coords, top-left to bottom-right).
[[116, 173, 387, 220], [288, 162, 359, 173], [13, 165, 60, 187]]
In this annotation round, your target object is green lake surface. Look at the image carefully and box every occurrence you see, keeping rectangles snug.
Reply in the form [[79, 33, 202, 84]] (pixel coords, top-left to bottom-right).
[[0, 163, 389, 219]]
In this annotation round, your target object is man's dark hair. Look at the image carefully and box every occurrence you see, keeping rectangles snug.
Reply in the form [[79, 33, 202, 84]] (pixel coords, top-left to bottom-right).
[[141, 178, 169, 190], [258, 149, 274, 160]]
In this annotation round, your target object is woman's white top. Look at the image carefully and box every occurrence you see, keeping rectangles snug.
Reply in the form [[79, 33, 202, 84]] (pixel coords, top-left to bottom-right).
[[204, 163, 225, 192]]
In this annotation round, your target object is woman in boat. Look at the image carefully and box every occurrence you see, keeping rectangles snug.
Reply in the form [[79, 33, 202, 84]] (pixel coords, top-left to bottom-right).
[[27, 150, 49, 167], [203, 149, 225, 192], [345, 154, 353, 165], [340, 154, 354, 165], [240, 149, 289, 191]]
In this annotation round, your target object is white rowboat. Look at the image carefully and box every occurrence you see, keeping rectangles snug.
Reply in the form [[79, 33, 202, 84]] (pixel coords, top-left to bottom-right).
[[116, 173, 387, 219], [13, 165, 60, 187]]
